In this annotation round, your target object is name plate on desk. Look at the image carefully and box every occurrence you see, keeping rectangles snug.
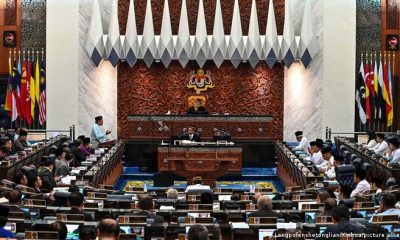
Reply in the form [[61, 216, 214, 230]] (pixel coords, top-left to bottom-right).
[[25, 231, 59, 239], [24, 199, 46, 207], [184, 217, 213, 224], [300, 203, 324, 211], [189, 204, 212, 211], [56, 214, 84, 223], [187, 195, 199, 202], [87, 192, 107, 199], [245, 204, 258, 211], [255, 188, 273, 193], [292, 194, 314, 201], [240, 195, 250, 201], [119, 215, 147, 225], [84, 202, 99, 209], [371, 215, 399, 224], [8, 211, 26, 221], [316, 216, 334, 225], [248, 217, 277, 226], [352, 202, 375, 210], [125, 187, 144, 192]]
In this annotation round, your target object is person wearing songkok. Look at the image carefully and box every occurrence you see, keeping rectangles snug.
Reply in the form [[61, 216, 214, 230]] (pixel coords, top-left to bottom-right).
[[14, 172, 28, 186], [387, 137, 400, 165], [0, 205, 14, 238], [369, 192, 400, 223], [38, 156, 57, 192], [181, 126, 201, 142], [7, 189, 30, 219], [14, 129, 29, 151], [90, 116, 111, 149], [309, 141, 324, 165], [294, 131, 308, 153], [187, 98, 209, 115], [79, 138, 91, 157], [70, 139, 86, 167], [316, 147, 334, 172], [248, 196, 283, 219], [325, 155, 344, 180], [187, 225, 209, 240], [369, 133, 389, 155], [96, 218, 120, 240], [1, 137, 15, 155], [28, 174, 43, 193], [350, 168, 371, 198], [363, 131, 377, 148], [83, 137, 94, 154], [135, 195, 165, 223], [66, 191, 94, 221], [338, 185, 353, 202], [317, 205, 364, 240], [55, 152, 72, 177], [185, 176, 210, 193]]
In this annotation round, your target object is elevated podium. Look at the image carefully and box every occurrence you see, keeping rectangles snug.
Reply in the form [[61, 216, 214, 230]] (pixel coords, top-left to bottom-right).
[[157, 145, 242, 188]]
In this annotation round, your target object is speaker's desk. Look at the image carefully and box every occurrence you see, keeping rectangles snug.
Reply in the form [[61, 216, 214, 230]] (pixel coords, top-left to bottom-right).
[[157, 144, 242, 188]]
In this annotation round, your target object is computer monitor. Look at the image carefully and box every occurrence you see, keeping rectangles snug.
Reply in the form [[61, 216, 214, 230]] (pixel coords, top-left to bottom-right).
[[218, 195, 232, 201], [383, 225, 393, 234], [357, 210, 374, 219], [319, 227, 327, 234], [258, 229, 275, 240], [120, 226, 144, 240], [66, 224, 80, 240], [305, 212, 317, 224]]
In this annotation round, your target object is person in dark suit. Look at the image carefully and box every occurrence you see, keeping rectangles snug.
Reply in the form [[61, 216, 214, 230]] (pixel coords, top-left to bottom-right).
[[66, 191, 94, 222], [317, 205, 364, 240], [70, 139, 86, 167], [14, 129, 29, 151], [28, 174, 43, 193], [7, 190, 30, 219], [134, 195, 165, 223], [38, 156, 57, 192], [187, 99, 209, 115], [247, 196, 283, 219], [181, 126, 201, 142]]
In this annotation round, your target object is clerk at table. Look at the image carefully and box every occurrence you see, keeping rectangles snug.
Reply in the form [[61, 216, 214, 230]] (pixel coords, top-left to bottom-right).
[[181, 126, 201, 142]]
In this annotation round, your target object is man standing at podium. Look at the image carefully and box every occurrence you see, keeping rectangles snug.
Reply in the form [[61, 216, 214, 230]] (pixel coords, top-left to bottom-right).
[[90, 116, 111, 149], [181, 126, 201, 142]]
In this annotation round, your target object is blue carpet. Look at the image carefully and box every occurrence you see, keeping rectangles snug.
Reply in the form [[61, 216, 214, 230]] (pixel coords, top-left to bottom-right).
[[122, 167, 276, 175]]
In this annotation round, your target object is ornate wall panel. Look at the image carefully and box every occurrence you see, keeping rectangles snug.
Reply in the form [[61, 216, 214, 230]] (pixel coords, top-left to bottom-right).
[[5, 0, 17, 25], [21, 0, 46, 50], [118, 61, 284, 140]]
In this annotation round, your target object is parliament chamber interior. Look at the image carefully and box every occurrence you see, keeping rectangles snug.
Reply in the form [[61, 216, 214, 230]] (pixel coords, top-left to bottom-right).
[[0, 0, 399, 239]]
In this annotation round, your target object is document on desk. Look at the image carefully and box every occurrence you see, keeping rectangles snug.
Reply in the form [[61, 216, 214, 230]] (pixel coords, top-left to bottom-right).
[[60, 175, 76, 185], [231, 222, 249, 229], [277, 222, 297, 229]]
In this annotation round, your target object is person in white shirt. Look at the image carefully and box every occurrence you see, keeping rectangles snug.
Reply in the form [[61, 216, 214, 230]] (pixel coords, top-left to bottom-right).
[[368, 133, 389, 155], [185, 176, 210, 193], [368, 192, 400, 223], [310, 141, 324, 165], [388, 137, 400, 165], [350, 168, 371, 198], [317, 146, 334, 172], [363, 131, 377, 149], [325, 155, 344, 180], [294, 131, 308, 153], [370, 177, 383, 195]]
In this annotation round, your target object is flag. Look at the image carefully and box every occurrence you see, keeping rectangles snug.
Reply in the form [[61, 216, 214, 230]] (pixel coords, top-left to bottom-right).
[[364, 63, 372, 121], [377, 60, 385, 120], [35, 58, 40, 124], [5, 56, 13, 113], [387, 62, 393, 127], [39, 60, 46, 126], [356, 61, 367, 124], [365, 62, 376, 121], [373, 61, 379, 119], [20, 60, 28, 121], [25, 60, 32, 125], [30, 59, 36, 121], [12, 56, 22, 120]]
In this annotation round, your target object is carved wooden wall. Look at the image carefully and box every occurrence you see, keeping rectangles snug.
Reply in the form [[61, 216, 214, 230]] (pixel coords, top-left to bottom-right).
[[117, 0, 285, 140]]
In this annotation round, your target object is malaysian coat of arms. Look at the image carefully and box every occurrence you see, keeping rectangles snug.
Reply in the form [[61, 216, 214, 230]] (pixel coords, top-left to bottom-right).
[[187, 69, 214, 93]]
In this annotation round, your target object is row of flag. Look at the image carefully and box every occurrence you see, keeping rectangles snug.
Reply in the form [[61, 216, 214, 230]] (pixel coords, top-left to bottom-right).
[[4, 49, 46, 126], [356, 53, 394, 127]]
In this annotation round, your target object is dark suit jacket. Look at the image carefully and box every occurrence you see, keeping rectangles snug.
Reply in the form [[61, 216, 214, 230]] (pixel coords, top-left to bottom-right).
[[316, 221, 364, 240], [187, 106, 208, 115], [8, 205, 31, 219], [181, 133, 201, 142], [70, 146, 87, 167], [135, 210, 165, 224], [66, 207, 94, 222], [247, 209, 284, 219], [14, 139, 29, 151], [38, 168, 56, 192]]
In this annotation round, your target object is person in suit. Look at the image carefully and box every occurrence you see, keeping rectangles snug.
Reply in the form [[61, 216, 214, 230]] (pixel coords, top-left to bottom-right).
[[7, 190, 30, 219], [187, 98, 208, 115], [66, 191, 94, 222], [14, 129, 29, 151], [70, 139, 86, 167], [317, 205, 364, 240], [135, 195, 165, 223], [350, 168, 371, 198], [38, 156, 57, 192], [213, 129, 231, 142], [96, 218, 120, 240], [0, 146, 8, 161], [181, 126, 201, 142], [14, 172, 28, 186], [185, 176, 210, 193], [1, 137, 15, 155], [28, 174, 43, 193], [247, 196, 283, 219]]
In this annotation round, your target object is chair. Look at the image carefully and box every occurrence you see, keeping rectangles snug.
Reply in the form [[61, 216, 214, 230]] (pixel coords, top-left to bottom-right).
[[336, 165, 356, 188], [186, 94, 207, 109], [343, 151, 352, 165], [361, 162, 372, 179], [351, 158, 363, 168], [350, 154, 358, 161], [53, 191, 71, 207], [339, 146, 348, 156], [386, 177, 397, 189]]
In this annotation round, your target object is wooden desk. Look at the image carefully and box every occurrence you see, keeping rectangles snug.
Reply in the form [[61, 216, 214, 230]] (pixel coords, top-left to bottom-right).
[[158, 145, 242, 187]]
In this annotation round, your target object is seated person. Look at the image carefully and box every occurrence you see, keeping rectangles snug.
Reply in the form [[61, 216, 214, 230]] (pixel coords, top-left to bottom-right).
[[187, 225, 209, 240], [134, 195, 165, 223], [14, 172, 28, 186], [185, 176, 210, 193], [338, 185, 353, 208], [181, 126, 201, 142], [369, 192, 400, 223], [83, 137, 94, 154], [294, 131, 308, 153], [7, 189, 30, 219], [187, 98, 208, 115], [38, 156, 58, 192], [362, 131, 377, 149], [321, 198, 337, 216], [370, 176, 383, 195], [28, 174, 43, 193], [317, 205, 364, 240], [387, 137, 400, 164], [14, 129, 29, 151], [325, 155, 344, 180], [50, 221, 67, 240], [0, 206, 14, 238], [206, 225, 222, 240], [248, 196, 283, 219], [55, 152, 73, 177], [368, 133, 389, 155], [350, 168, 370, 198], [316, 146, 334, 172], [66, 191, 94, 221], [70, 139, 86, 167], [166, 188, 178, 200], [1, 137, 15, 155], [213, 128, 231, 142], [97, 218, 120, 240], [309, 141, 324, 165]]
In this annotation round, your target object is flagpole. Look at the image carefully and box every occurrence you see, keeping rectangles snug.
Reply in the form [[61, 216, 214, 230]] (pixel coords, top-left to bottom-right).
[[369, 51, 373, 131], [8, 49, 12, 130], [359, 52, 363, 133], [392, 52, 395, 133]]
